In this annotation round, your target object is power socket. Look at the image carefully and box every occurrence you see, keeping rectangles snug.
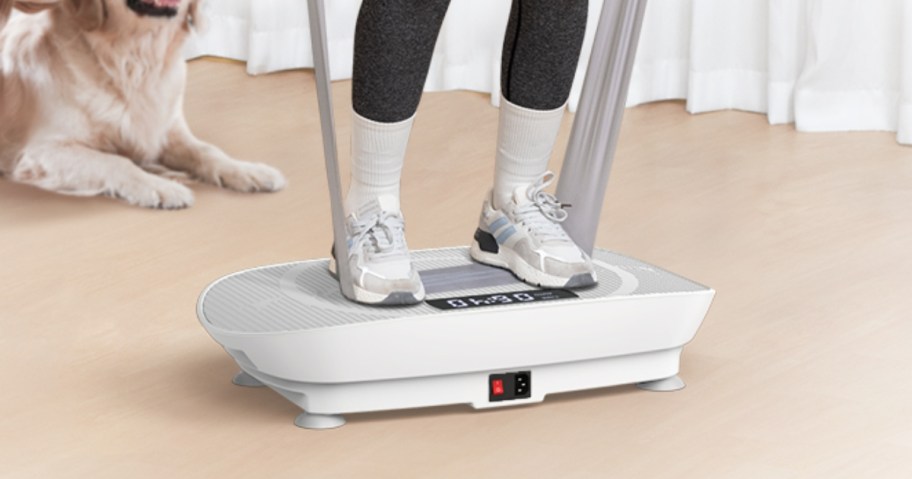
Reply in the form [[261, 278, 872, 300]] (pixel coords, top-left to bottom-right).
[[513, 372, 531, 398], [488, 371, 532, 402]]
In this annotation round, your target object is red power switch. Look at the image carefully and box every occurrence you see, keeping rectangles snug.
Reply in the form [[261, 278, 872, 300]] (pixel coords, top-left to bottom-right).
[[491, 379, 505, 396]]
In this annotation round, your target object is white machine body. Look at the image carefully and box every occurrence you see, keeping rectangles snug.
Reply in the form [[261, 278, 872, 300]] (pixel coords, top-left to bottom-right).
[[197, 0, 709, 429], [198, 247, 713, 417]]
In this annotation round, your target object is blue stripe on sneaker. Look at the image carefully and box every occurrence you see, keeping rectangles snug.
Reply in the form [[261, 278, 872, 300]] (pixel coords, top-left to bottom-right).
[[488, 216, 509, 233], [495, 225, 516, 244]]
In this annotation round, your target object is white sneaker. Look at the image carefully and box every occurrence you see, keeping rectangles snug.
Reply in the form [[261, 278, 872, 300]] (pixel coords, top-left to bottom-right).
[[470, 172, 597, 289], [329, 196, 425, 305]]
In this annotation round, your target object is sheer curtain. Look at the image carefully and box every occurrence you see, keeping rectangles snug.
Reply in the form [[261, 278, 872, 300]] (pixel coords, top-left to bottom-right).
[[632, 0, 912, 144], [186, 0, 912, 145]]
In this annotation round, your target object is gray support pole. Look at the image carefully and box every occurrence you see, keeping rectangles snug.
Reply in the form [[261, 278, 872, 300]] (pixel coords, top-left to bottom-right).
[[556, 0, 649, 255], [307, 0, 354, 299]]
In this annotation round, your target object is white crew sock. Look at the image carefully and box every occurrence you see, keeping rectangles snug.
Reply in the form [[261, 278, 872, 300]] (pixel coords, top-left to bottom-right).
[[345, 111, 415, 215], [493, 96, 566, 209]]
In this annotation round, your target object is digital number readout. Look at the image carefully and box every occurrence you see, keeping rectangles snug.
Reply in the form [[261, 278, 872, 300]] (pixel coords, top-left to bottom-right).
[[426, 289, 579, 311]]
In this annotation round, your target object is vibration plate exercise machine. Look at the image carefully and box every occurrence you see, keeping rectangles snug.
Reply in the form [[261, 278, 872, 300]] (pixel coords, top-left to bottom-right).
[[197, 0, 714, 430]]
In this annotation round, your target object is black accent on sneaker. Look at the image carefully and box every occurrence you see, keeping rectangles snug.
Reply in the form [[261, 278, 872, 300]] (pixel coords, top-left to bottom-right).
[[327, 244, 338, 279], [474, 229, 499, 253]]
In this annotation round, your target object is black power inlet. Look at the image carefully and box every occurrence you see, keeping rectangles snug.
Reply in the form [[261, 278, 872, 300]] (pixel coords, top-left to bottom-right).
[[514, 372, 531, 398], [488, 371, 532, 402]]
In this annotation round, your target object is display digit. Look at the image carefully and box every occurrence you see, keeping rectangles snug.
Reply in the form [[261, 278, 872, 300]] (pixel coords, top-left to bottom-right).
[[447, 299, 468, 308], [513, 293, 535, 302], [426, 289, 577, 311]]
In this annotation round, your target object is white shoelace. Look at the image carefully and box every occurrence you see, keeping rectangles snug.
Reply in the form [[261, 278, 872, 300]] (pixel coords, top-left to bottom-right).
[[513, 172, 572, 243], [349, 211, 408, 261]]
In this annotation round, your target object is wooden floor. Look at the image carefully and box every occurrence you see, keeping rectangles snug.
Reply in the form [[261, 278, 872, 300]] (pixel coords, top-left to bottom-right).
[[2, 59, 911, 478]]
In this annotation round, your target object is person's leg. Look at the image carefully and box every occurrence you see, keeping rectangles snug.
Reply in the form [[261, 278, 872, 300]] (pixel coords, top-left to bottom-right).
[[494, 0, 588, 208], [346, 0, 451, 215], [337, 0, 450, 305], [472, 0, 597, 289]]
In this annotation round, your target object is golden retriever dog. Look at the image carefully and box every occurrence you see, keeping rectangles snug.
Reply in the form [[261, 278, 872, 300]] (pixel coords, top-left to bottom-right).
[[0, 0, 286, 208]]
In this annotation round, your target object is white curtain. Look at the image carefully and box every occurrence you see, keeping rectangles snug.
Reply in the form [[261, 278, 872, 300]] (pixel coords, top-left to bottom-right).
[[187, 0, 912, 145], [632, 0, 912, 144]]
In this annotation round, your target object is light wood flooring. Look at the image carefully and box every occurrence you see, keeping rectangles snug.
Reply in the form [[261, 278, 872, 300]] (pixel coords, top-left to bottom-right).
[[1, 59, 910, 478]]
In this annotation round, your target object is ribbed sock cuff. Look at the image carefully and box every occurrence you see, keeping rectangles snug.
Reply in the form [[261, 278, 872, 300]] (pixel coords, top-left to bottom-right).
[[346, 111, 415, 214], [494, 97, 566, 207]]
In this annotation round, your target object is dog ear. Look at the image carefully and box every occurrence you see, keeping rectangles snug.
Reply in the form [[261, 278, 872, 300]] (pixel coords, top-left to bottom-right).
[[185, 0, 205, 32], [67, 0, 105, 31]]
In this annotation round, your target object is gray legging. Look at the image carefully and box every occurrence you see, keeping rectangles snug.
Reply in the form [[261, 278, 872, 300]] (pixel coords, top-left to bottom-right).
[[353, 0, 589, 123]]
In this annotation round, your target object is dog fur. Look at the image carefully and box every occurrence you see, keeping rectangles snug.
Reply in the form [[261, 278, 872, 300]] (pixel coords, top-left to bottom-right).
[[0, 0, 286, 208]]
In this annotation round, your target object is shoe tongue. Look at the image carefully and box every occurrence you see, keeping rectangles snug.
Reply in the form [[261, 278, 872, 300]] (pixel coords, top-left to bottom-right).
[[351, 195, 404, 252], [512, 185, 534, 206], [376, 195, 400, 213], [356, 195, 400, 219]]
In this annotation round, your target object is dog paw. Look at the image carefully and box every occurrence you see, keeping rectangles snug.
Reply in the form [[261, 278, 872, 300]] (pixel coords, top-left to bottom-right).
[[113, 175, 195, 209], [210, 161, 287, 193]]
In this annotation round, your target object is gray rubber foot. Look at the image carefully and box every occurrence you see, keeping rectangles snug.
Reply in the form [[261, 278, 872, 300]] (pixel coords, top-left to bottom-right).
[[637, 375, 685, 392], [294, 412, 346, 430], [232, 371, 265, 388]]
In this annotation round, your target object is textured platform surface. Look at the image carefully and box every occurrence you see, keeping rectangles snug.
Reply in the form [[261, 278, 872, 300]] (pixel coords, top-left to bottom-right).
[[199, 248, 709, 334]]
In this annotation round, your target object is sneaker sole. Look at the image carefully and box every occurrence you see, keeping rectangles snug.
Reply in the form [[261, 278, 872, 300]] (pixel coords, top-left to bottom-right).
[[470, 231, 597, 289], [328, 256, 425, 305]]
